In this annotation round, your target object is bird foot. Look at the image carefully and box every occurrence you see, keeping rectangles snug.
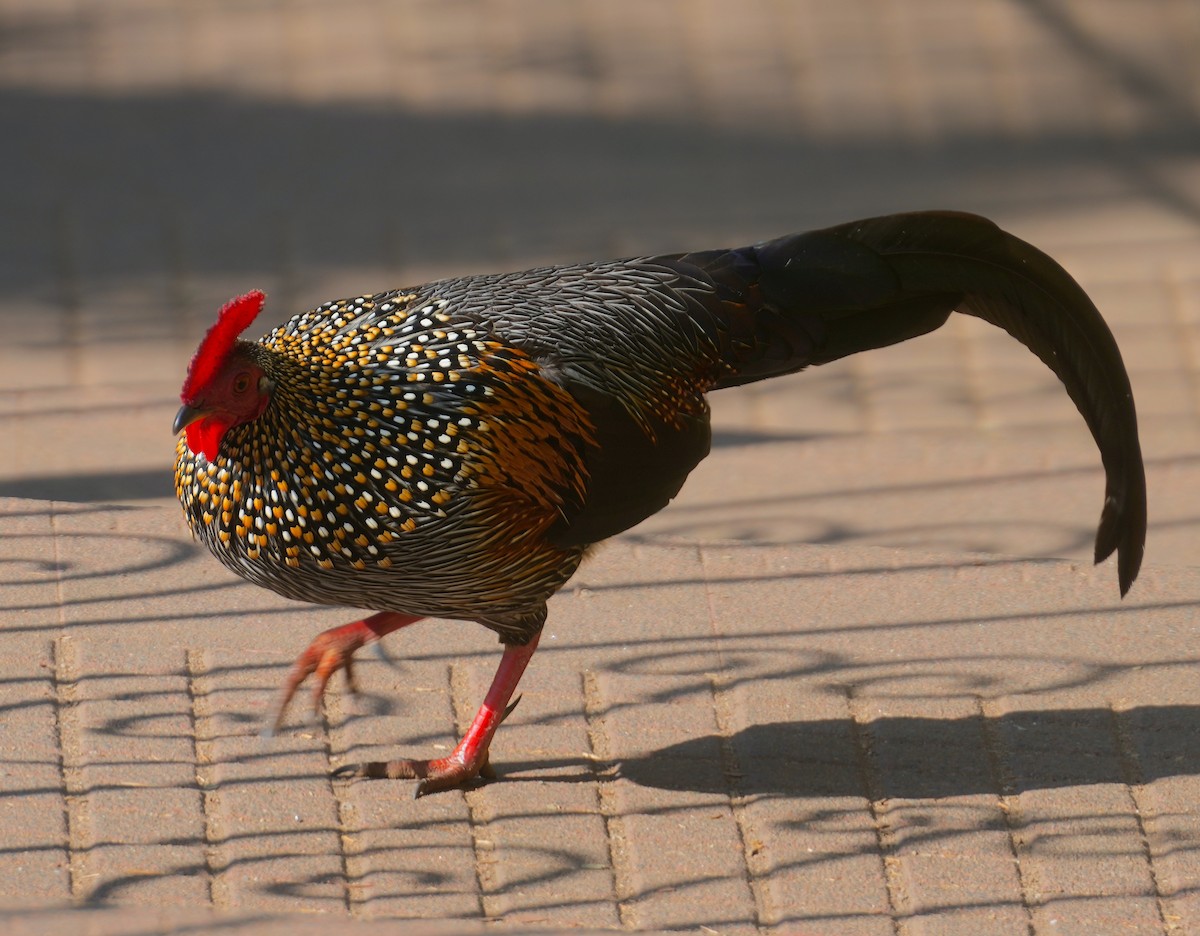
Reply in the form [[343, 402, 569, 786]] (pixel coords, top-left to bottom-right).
[[331, 695, 521, 797], [268, 612, 422, 734], [269, 622, 368, 733], [332, 751, 498, 798]]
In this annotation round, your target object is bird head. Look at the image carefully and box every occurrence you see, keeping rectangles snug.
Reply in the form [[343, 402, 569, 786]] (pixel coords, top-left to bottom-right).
[[175, 290, 274, 461]]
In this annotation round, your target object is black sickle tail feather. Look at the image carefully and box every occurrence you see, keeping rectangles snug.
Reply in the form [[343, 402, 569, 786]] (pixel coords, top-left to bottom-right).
[[681, 211, 1147, 595]]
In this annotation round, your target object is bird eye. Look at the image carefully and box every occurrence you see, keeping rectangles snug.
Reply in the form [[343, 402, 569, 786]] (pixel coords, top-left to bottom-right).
[[232, 373, 251, 393]]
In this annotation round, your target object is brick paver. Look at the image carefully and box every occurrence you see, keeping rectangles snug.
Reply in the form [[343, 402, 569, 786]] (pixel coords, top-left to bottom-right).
[[3, 501, 1200, 934]]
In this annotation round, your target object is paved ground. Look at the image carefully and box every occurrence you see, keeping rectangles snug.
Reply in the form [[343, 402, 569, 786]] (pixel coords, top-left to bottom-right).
[[0, 1, 1199, 934]]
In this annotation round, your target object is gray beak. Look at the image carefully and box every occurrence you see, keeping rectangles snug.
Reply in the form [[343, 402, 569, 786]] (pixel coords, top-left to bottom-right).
[[173, 403, 208, 435]]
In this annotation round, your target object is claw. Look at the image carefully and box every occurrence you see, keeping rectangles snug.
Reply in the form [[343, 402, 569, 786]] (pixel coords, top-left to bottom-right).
[[331, 761, 369, 781]]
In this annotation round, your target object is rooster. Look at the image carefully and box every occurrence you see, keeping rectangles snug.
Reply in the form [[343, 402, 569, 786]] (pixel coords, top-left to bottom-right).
[[174, 211, 1146, 795]]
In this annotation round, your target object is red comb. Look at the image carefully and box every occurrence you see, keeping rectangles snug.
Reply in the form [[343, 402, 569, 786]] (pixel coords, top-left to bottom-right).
[[181, 290, 266, 401]]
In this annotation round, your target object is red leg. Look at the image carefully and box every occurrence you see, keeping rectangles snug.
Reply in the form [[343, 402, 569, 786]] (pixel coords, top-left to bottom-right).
[[270, 611, 423, 733], [334, 632, 540, 797]]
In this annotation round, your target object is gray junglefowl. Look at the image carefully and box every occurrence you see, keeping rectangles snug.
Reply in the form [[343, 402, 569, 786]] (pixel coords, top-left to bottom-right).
[[173, 211, 1146, 796]]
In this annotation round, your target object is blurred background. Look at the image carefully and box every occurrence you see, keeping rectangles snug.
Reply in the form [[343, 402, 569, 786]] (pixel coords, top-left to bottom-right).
[[0, 0, 1197, 568]]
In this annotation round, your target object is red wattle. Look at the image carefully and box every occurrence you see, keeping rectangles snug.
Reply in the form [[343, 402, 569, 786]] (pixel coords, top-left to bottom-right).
[[186, 416, 234, 462]]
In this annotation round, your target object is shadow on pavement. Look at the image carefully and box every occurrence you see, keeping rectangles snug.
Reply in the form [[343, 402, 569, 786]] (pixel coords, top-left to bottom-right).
[[616, 704, 1199, 798]]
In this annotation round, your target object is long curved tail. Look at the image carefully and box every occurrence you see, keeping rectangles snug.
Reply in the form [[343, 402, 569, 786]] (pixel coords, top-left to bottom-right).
[[680, 211, 1146, 595]]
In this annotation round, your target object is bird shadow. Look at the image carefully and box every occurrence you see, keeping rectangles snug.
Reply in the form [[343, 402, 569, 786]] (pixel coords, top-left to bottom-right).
[[498, 704, 1200, 801]]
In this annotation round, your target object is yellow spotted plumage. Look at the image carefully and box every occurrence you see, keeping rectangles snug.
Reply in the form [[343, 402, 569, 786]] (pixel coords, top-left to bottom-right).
[[176, 286, 611, 639]]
